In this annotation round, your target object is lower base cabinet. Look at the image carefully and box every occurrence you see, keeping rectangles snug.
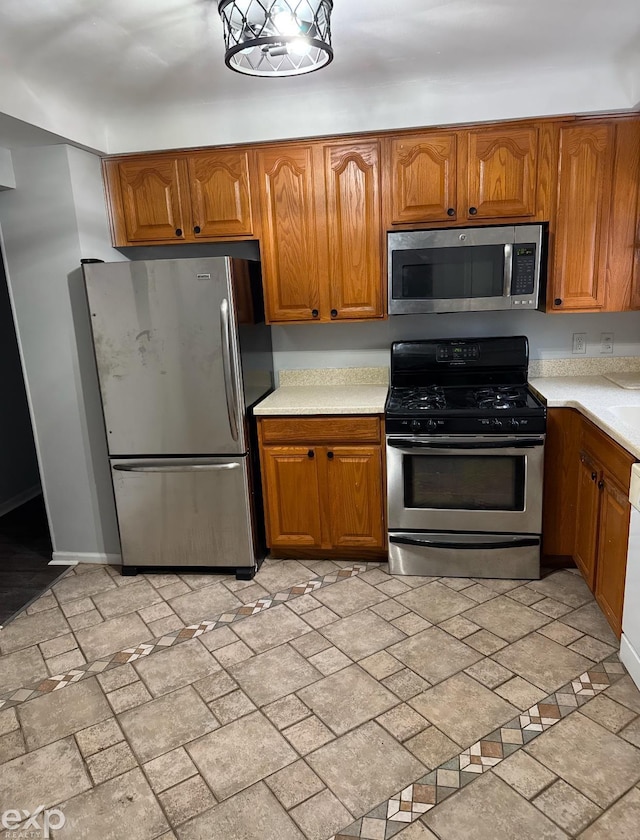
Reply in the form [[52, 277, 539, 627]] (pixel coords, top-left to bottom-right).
[[258, 417, 386, 555], [544, 408, 634, 637]]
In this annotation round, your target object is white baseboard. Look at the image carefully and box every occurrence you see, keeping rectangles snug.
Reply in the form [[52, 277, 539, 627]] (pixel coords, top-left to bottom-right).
[[0, 484, 41, 518], [50, 551, 122, 566], [620, 634, 640, 690]]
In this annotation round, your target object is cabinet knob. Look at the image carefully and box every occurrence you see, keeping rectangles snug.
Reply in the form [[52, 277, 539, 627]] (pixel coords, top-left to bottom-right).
[[311, 309, 319, 319], [307, 450, 315, 459], [327, 451, 334, 460], [554, 298, 563, 306], [330, 309, 338, 319], [447, 208, 455, 217], [193, 225, 201, 234], [591, 471, 597, 481], [469, 207, 478, 216], [175, 228, 183, 236], [598, 479, 605, 490]]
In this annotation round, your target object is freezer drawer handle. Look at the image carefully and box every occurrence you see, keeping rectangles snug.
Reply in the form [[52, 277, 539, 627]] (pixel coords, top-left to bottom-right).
[[389, 535, 539, 550], [220, 298, 239, 442], [113, 463, 240, 473]]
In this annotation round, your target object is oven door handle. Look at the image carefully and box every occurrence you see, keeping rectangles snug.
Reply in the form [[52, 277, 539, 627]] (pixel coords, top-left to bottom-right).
[[389, 535, 540, 550], [387, 438, 544, 450]]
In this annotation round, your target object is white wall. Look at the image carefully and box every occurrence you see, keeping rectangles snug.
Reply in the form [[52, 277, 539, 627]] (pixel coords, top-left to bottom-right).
[[107, 63, 632, 154], [0, 145, 124, 562], [0, 147, 15, 190], [0, 256, 40, 514], [272, 310, 640, 376]]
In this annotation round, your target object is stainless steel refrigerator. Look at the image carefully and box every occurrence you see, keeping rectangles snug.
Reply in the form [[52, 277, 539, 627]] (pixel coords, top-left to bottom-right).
[[83, 257, 273, 579]]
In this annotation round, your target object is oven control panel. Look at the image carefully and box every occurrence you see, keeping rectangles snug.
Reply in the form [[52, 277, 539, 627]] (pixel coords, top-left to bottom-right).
[[436, 343, 480, 363], [386, 415, 547, 436]]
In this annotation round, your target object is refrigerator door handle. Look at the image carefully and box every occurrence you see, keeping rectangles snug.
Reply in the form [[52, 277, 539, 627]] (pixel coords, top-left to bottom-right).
[[113, 463, 240, 473], [220, 298, 239, 442]]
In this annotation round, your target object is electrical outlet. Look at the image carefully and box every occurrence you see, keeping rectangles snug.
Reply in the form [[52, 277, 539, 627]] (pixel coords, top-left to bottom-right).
[[572, 333, 587, 354], [601, 332, 614, 354]]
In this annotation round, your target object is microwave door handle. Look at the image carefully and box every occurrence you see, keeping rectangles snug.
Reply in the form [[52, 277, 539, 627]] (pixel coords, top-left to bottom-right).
[[503, 242, 513, 297]]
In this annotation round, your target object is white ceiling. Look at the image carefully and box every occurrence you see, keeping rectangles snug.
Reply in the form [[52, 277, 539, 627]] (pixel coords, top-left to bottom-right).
[[0, 0, 638, 153]]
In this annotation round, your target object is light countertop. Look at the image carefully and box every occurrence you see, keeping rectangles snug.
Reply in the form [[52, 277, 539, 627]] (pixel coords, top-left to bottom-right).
[[254, 384, 388, 416], [530, 375, 640, 460]]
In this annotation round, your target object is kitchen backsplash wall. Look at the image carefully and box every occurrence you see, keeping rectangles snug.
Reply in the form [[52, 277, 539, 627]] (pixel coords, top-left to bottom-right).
[[272, 310, 640, 379]]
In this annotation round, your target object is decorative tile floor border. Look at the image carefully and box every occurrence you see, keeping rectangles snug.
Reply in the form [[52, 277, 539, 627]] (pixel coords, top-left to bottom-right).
[[0, 562, 376, 709], [329, 656, 626, 840]]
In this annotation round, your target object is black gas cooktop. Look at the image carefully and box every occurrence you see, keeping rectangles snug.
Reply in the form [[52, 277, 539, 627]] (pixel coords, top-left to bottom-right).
[[385, 336, 547, 436]]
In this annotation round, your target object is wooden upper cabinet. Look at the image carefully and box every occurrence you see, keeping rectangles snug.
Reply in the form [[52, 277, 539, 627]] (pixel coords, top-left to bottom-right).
[[388, 132, 458, 224], [105, 150, 255, 246], [550, 123, 614, 311], [463, 125, 539, 219], [255, 145, 320, 323], [188, 150, 253, 238], [324, 141, 384, 320], [111, 155, 188, 243]]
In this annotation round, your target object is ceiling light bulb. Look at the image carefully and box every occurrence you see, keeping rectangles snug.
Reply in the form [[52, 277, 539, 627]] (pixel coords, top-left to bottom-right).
[[289, 37, 311, 56], [272, 10, 300, 36]]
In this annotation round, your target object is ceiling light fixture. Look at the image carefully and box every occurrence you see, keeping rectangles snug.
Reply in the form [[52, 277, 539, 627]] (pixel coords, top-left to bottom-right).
[[218, 0, 334, 77]]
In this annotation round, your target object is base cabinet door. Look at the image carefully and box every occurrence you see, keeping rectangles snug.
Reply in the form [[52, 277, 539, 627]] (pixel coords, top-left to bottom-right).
[[574, 451, 601, 589], [326, 446, 385, 548], [261, 447, 323, 549], [595, 475, 631, 637]]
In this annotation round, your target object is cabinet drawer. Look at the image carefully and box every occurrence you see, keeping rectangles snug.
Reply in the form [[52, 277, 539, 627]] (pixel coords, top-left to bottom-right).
[[582, 418, 636, 490], [259, 416, 381, 445]]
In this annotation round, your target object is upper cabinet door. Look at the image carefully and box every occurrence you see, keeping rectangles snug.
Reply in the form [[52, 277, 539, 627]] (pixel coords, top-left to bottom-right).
[[464, 126, 539, 219], [324, 141, 384, 320], [551, 123, 614, 311], [115, 156, 188, 243], [389, 132, 458, 224], [188, 150, 253, 239], [256, 145, 320, 323]]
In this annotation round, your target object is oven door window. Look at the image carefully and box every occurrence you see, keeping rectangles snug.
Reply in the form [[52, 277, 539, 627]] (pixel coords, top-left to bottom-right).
[[404, 454, 525, 511], [393, 245, 505, 300]]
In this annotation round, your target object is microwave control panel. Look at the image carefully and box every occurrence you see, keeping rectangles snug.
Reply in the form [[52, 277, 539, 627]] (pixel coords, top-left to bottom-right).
[[511, 244, 537, 307]]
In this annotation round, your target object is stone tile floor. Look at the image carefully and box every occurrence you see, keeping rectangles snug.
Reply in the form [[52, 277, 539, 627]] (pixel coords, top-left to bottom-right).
[[0, 558, 639, 839]]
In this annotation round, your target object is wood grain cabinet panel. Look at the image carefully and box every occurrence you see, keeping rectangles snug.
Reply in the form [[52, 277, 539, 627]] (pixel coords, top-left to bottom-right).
[[261, 446, 323, 548], [389, 132, 458, 224], [595, 475, 631, 638], [188, 150, 253, 238], [464, 126, 539, 219], [114, 156, 188, 243], [255, 145, 321, 323], [550, 123, 614, 311], [324, 141, 384, 320], [574, 451, 601, 589], [258, 417, 386, 554], [326, 446, 384, 548]]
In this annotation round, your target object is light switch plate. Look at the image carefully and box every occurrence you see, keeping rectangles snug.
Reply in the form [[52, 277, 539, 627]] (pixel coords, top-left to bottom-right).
[[600, 332, 614, 354]]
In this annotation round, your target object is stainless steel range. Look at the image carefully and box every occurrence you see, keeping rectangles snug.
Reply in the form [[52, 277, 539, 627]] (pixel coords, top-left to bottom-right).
[[385, 336, 546, 579]]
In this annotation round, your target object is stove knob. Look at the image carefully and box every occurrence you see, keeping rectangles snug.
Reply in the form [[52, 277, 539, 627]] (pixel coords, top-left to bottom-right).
[[410, 419, 421, 432], [426, 419, 438, 430], [510, 418, 521, 428], [492, 418, 503, 428]]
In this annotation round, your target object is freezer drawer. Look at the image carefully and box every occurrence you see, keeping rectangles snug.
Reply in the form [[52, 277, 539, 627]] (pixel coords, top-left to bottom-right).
[[111, 457, 254, 571]]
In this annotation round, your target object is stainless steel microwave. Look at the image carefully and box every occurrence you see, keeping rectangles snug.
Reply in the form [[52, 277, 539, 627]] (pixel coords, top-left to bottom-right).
[[388, 224, 544, 315]]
